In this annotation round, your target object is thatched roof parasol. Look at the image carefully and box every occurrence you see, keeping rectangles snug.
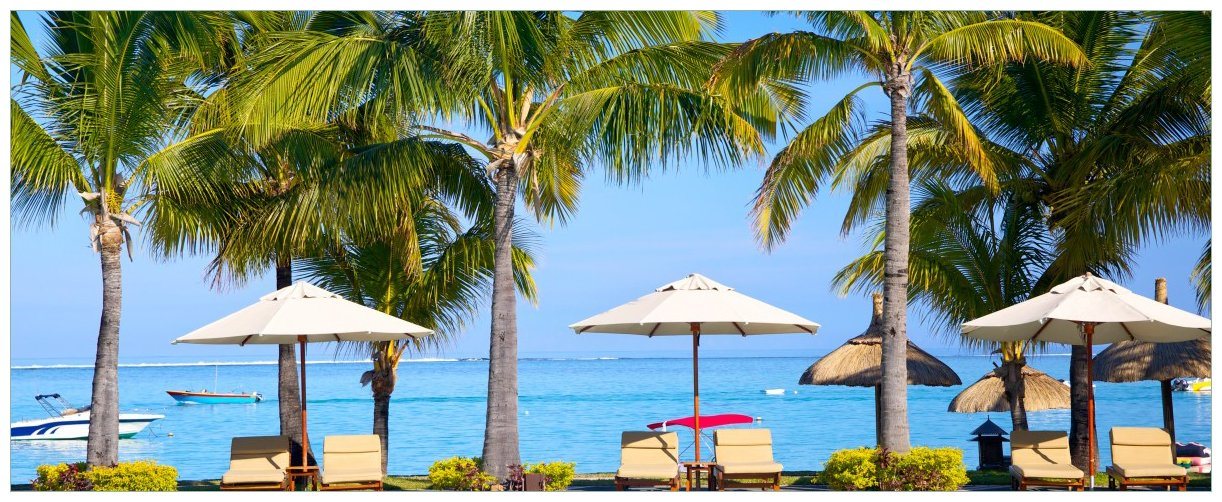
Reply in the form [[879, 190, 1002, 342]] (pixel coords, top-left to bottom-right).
[[948, 365, 1069, 413], [1092, 339, 1211, 382], [800, 293, 961, 387], [1094, 278, 1211, 382]]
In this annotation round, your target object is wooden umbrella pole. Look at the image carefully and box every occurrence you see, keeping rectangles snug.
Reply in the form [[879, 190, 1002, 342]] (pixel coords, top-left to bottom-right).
[[1161, 379, 1175, 448], [299, 335, 309, 468], [1084, 323, 1096, 488], [690, 322, 701, 465]]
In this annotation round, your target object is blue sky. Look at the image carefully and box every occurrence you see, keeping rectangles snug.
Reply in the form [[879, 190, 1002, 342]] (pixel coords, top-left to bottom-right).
[[8, 11, 1209, 363]]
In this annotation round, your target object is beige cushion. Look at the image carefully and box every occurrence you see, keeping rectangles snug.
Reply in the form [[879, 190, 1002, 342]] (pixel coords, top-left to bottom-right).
[[322, 435, 382, 484], [714, 429, 776, 465], [619, 431, 679, 476], [1110, 427, 1175, 470], [717, 461, 783, 475], [616, 464, 679, 480], [1010, 463, 1084, 479], [222, 469, 286, 485], [1010, 430, 1074, 468], [322, 468, 384, 485], [1110, 464, 1186, 478], [224, 436, 290, 485]]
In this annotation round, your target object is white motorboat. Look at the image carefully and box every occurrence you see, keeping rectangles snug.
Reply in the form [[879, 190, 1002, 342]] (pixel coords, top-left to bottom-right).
[[10, 394, 163, 440]]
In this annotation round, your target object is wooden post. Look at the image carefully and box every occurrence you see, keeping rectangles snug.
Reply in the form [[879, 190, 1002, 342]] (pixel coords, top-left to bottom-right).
[[1084, 323, 1096, 488], [874, 385, 883, 447], [1160, 380, 1176, 444], [299, 335, 309, 468], [690, 322, 701, 465]]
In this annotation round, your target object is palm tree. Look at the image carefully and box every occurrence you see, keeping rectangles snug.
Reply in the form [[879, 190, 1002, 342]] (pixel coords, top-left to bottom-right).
[[146, 12, 495, 466], [710, 11, 1084, 451], [297, 200, 538, 472], [832, 11, 1209, 468], [227, 11, 768, 476], [834, 177, 1054, 430], [10, 11, 232, 466]]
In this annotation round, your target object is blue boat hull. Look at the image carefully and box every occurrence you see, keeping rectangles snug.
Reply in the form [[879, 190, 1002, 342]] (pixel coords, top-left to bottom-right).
[[167, 391, 260, 404]]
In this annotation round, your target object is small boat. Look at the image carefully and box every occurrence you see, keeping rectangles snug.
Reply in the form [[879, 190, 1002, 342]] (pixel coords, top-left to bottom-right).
[[763, 388, 786, 395], [1172, 377, 1211, 392], [166, 365, 262, 404], [11, 394, 163, 440], [166, 390, 262, 404]]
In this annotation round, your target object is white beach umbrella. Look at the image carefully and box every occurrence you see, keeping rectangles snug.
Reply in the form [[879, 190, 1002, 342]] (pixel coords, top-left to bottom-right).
[[960, 273, 1211, 486], [569, 273, 819, 464], [173, 281, 433, 467]]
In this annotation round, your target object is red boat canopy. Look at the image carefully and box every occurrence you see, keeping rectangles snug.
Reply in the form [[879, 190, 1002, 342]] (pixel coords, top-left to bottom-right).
[[647, 413, 754, 431]]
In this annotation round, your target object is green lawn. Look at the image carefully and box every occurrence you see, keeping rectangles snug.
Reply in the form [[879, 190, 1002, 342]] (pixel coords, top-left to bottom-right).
[[15, 470, 1210, 491]]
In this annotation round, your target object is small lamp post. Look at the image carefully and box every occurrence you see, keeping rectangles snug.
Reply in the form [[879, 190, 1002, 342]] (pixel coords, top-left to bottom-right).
[[969, 417, 1010, 470]]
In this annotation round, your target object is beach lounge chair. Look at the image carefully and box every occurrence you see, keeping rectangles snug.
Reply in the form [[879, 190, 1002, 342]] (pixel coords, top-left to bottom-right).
[[319, 435, 384, 491], [1106, 427, 1188, 491], [711, 428, 782, 491], [1009, 430, 1086, 491], [614, 431, 681, 491], [220, 435, 291, 491]]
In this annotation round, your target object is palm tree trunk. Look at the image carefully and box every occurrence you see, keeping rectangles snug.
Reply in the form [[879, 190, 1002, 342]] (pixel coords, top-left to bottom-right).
[[1068, 345, 1093, 473], [86, 220, 123, 466], [1000, 360, 1029, 431], [481, 163, 521, 479], [372, 385, 391, 474], [879, 68, 912, 453], [275, 260, 309, 466]]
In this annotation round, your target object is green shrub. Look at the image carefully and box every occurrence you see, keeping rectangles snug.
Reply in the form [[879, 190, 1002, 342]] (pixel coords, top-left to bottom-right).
[[820, 447, 969, 491], [526, 461, 576, 491], [820, 448, 878, 490], [887, 447, 970, 491], [86, 461, 178, 491], [33, 461, 177, 491], [33, 462, 92, 491], [427, 457, 497, 491]]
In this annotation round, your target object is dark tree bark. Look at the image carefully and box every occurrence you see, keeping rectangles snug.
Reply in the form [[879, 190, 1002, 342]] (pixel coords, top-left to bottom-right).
[[275, 260, 311, 466], [87, 218, 124, 466], [372, 370, 392, 473], [1068, 345, 1093, 472], [879, 64, 913, 453], [481, 164, 521, 478], [1000, 360, 1029, 430]]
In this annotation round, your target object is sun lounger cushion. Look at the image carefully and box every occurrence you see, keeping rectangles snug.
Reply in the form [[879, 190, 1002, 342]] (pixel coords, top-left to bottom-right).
[[617, 432, 679, 480], [322, 435, 382, 485], [222, 436, 290, 485], [1009, 430, 1083, 479], [717, 461, 784, 475], [714, 429, 782, 473], [1110, 464, 1188, 478], [1010, 463, 1085, 479], [1110, 427, 1185, 477]]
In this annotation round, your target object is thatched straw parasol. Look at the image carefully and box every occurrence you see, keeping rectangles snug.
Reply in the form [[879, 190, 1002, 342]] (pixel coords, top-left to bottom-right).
[[1092, 278, 1212, 444], [800, 293, 960, 444], [948, 365, 1069, 413]]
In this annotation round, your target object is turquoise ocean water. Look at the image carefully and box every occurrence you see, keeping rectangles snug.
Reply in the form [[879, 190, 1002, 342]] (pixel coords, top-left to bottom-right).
[[9, 354, 1212, 483]]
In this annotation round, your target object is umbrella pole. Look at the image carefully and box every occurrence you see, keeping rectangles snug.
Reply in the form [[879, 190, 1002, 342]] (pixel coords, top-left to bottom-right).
[[691, 322, 701, 465], [1084, 323, 1096, 489], [298, 336, 309, 468]]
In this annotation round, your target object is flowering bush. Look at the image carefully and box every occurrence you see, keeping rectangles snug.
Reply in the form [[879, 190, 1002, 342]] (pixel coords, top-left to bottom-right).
[[821, 447, 968, 491], [427, 457, 497, 491], [526, 461, 576, 491], [34, 461, 177, 491]]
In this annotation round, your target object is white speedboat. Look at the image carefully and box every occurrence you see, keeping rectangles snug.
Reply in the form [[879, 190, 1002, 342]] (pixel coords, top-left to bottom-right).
[[10, 394, 163, 441]]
